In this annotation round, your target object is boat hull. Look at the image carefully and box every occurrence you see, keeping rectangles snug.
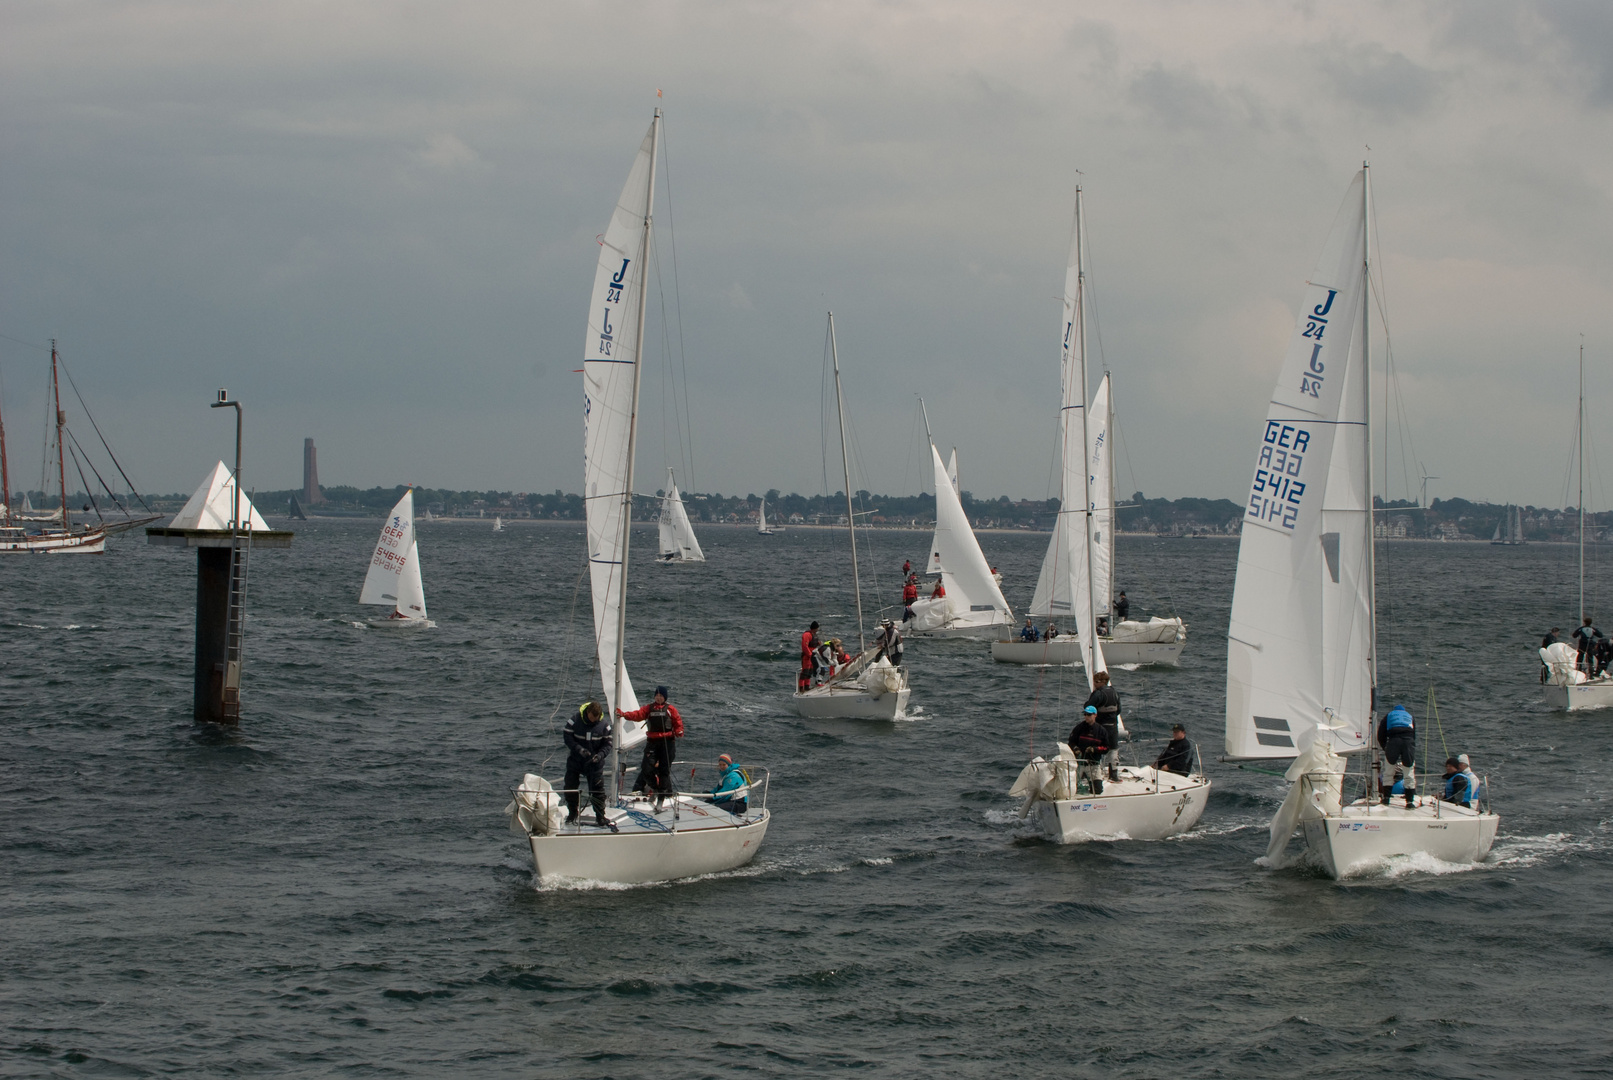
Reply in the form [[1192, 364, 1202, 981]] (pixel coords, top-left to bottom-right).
[[1300, 799, 1500, 879], [367, 617, 436, 630], [529, 803, 770, 885], [0, 528, 107, 553], [910, 619, 1008, 640], [1542, 679, 1613, 712], [1033, 767, 1210, 843], [791, 685, 910, 720], [991, 637, 1184, 667]]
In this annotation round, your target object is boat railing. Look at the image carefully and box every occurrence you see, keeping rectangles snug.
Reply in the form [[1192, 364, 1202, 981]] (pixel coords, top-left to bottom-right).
[[618, 759, 771, 812]]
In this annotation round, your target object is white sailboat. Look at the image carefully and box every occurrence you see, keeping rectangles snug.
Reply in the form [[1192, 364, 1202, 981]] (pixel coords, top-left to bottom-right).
[[657, 468, 705, 562], [492, 515, 504, 532], [756, 496, 776, 535], [359, 490, 434, 629], [905, 402, 1013, 638], [1490, 505, 1524, 545], [1231, 165, 1498, 879], [791, 313, 911, 720], [509, 111, 769, 885], [1007, 189, 1209, 841], [992, 209, 1185, 666], [1543, 343, 1613, 711]]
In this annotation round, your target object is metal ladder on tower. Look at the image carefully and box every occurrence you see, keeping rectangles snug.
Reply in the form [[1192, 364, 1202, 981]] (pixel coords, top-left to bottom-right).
[[220, 496, 252, 722]]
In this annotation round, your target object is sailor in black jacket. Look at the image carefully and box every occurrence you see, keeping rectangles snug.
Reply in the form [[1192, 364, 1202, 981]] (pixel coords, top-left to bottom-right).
[[1154, 725, 1195, 775], [562, 701, 614, 828]]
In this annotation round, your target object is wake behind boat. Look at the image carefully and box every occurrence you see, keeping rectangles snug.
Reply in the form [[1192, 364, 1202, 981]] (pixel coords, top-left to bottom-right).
[[359, 490, 434, 629], [508, 110, 768, 885], [1229, 165, 1498, 878]]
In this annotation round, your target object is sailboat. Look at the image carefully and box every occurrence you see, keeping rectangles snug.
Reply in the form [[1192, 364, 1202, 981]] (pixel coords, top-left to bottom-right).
[[657, 468, 705, 562], [756, 496, 777, 535], [1229, 165, 1498, 879], [0, 342, 156, 553], [508, 110, 769, 885], [904, 401, 1013, 638], [359, 490, 434, 629], [1007, 189, 1209, 841], [492, 515, 504, 532], [1542, 343, 1613, 711], [1490, 505, 1524, 545], [790, 313, 912, 720], [991, 206, 1186, 666]]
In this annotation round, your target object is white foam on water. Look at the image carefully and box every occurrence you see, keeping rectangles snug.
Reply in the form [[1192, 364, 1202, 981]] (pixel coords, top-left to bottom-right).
[[859, 856, 893, 866]]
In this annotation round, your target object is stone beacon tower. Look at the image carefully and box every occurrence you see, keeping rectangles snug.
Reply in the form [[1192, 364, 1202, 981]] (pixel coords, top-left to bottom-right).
[[302, 438, 325, 504]]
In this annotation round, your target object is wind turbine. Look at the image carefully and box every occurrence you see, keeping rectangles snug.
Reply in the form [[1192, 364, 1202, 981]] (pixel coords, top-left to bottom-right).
[[1418, 463, 1439, 509]]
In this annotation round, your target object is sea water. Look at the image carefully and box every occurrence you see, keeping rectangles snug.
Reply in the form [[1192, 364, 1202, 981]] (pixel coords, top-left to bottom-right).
[[1, 521, 1607, 1077]]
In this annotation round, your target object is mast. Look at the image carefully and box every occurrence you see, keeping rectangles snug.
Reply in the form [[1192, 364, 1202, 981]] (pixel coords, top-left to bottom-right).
[[0, 361, 10, 525], [1073, 188, 1099, 674], [52, 341, 69, 531], [608, 107, 660, 801], [828, 313, 866, 650], [1362, 163, 1378, 703], [1579, 341, 1585, 622]]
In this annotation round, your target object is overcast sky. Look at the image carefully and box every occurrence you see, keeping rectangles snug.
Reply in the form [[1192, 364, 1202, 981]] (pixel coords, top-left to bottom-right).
[[2, 1, 1609, 507]]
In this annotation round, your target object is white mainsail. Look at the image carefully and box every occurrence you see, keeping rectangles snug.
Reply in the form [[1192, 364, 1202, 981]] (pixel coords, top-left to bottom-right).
[[658, 468, 705, 562], [1224, 171, 1372, 761], [582, 118, 656, 721], [360, 490, 426, 619], [924, 442, 1011, 630], [1088, 374, 1115, 622], [1027, 193, 1106, 686]]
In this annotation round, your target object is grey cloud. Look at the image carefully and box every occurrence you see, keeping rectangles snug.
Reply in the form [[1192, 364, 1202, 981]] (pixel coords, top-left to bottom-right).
[[1321, 42, 1444, 120]]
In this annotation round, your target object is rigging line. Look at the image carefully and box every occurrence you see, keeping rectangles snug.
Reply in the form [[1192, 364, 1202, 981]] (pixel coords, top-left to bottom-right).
[[653, 240, 671, 474], [65, 444, 101, 522], [658, 120, 697, 491], [820, 326, 832, 500], [0, 331, 51, 351], [55, 354, 153, 513], [541, 559, 593, 775], [65, 427, 128, 513]]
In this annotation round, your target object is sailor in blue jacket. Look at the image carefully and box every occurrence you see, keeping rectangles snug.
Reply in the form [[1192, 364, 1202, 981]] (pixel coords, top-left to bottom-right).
[[1376, 704, 1417, 807], [1442, 757, 1478, 807], [709, 754, 748, 814]]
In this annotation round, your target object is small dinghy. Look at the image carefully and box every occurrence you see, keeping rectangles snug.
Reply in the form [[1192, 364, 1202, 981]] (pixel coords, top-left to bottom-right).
[[360, 490, 434, 629]]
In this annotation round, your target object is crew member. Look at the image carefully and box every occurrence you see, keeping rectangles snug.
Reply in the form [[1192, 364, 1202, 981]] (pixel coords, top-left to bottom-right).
[[875, 620, 904, 667], [1083, 670, 1123, 782], [1068, 706, 1111, 794], [1442, 757, 1477, 807], [617, 686, 684, 811], [902, 559, 912, 578], [799, 621, 820, 692], [1456, 756, 1481, 808], [930, 579, 946, 599], [562, 700, 614, 829], [902, 577, 919, 621], [1114, 590, 1130, 621], [709, 754, 749, 814], [1020, 618, 1039, 643], [1377, 704, 1416, 807], [1154, 724, 1194, 775], [1573, 616, 1605, 674], [1541, 627, 1563, 650]]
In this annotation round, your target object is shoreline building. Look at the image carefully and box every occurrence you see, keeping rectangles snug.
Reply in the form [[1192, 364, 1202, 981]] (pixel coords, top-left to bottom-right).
[[303, 438, 325, 505]]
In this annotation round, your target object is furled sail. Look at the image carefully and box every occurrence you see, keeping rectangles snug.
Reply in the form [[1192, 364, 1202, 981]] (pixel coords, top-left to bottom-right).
[[924, 443, 1011, 629], [1224, 171, 1372, 761], [582, 119, 656, 720], [1028, 197, 1106, 686], [658, 468, 705, 562], [361, 490, 425, 617]]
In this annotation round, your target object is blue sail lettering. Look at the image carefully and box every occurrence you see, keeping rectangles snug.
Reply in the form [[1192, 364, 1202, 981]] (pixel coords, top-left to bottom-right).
[[1313, 289, 1337, 318], [1308, 343, 1324, 374]]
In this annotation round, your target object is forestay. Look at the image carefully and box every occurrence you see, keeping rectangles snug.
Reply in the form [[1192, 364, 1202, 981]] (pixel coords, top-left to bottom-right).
[[1224, 171, 1371, 761], [658, 468, 705, 562], [582, 120, 656, 718], [924, 443, 1011, 628], [360, 490, 426, 618]]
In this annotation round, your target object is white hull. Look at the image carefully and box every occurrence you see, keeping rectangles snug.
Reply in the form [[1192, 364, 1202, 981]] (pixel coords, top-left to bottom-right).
[[1542, 678, 1613, 712], [791, 684, 910, 720], [529, 798, 770, 885], [367, 616, 436, 630], [910, 618, 1009, 640], [0, 528, 107, 553], [991, 636, 1184, 667], [1032, 766, 1210, 843], [1301, 798, 1499, 879]]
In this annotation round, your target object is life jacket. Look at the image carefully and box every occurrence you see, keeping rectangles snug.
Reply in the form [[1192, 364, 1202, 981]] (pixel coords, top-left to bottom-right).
[[903, 583, 918, 603], [1459, 768, 1480, 805], [1384, 706, 1414, 733], [644, 701, 677, 735]]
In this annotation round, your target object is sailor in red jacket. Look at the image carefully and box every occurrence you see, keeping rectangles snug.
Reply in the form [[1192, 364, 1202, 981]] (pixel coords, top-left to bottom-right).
[[617, 685, 684, 811], [902, 577, 919, 622], [799, 621, 820, 692]]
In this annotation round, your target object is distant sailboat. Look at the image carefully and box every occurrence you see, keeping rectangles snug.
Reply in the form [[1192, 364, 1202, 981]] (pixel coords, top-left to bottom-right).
[[288, 494, 308, 521], [790, 313, 912, 720], [360, 490, 434, 629], [492, 515, 504, 532], [1230, 165, 1498, 878], [658, 468, 705, 562], [905, 400, 1013, 638], [756, 497, 776, 535], [1489, 504, 1524, 545]]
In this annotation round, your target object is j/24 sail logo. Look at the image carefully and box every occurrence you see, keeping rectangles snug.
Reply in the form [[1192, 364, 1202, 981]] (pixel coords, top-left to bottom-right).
[[605, 258, 629, 304], [1299, 288, 1336, 399]]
